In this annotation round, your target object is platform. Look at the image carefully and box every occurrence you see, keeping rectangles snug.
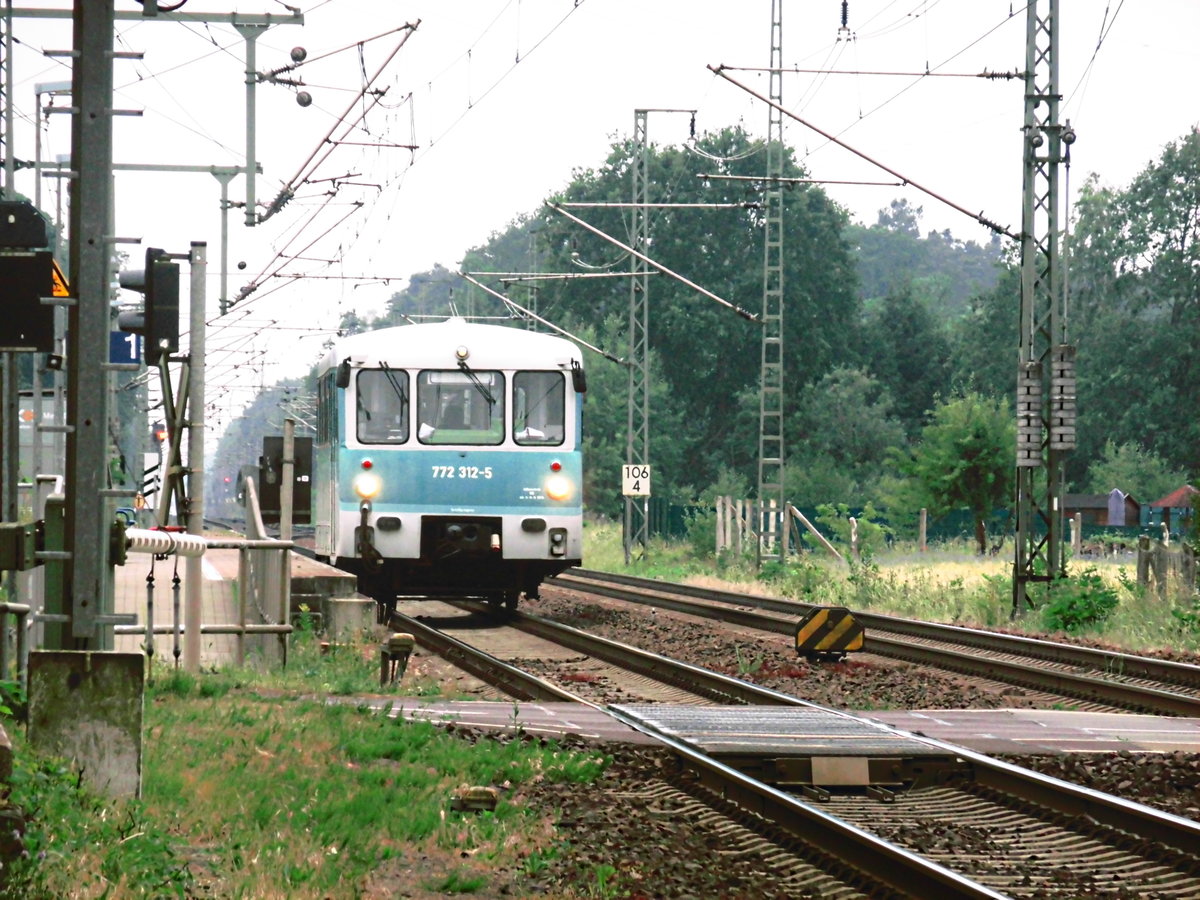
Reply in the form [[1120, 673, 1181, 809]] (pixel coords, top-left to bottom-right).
[[111, 543, 357, 668]]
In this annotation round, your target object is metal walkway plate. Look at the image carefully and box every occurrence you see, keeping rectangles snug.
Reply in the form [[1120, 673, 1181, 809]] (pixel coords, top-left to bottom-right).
[[612, 704, 948, 756]]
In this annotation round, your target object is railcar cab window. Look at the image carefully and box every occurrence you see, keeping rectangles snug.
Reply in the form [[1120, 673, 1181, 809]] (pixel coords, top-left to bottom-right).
[[417, 370, 505, 445], [513, 371, 565, 445], [356, 368, 409, 443]]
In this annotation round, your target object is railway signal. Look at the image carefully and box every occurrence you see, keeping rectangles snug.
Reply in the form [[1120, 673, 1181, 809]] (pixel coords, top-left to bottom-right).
[[117, 247, 180, 365]]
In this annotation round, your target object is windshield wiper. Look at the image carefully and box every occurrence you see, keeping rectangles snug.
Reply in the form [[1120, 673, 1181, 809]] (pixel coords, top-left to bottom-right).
[[457, 359, 495, 409], [379, 361, 408, 412]]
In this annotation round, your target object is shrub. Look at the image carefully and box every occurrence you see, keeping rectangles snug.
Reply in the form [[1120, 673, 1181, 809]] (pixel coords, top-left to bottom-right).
[[684, 506, 717, 559], [813, 502, 892, 560], [1040, 567, 1120, 633]]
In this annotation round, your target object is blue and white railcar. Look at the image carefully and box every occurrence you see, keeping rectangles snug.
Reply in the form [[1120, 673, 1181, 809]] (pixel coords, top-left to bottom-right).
[[314, 318, 585, 612]]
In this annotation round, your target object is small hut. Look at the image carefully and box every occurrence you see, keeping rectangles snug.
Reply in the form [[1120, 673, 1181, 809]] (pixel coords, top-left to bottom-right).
[[1147, 485, 1198, 535], [1063, 490, 1140, 527]]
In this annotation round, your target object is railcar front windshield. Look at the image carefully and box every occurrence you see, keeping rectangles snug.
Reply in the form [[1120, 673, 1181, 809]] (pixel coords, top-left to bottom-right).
[[418, 370, 505, 445], [356, 368, 409, 443], [513, 371, 566, 445]]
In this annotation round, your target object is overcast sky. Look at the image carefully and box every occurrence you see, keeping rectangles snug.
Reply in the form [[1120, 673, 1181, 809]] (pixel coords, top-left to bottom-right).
[[7, 0, 1198, 435]]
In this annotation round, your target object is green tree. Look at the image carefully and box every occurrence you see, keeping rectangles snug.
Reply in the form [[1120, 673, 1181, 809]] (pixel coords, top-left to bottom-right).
[[569, 317, 688, 520], [532, 125, 863, 503], [890, 391, 1015, 554], [849, 199, 1003, 319], [1067, 128, 1200, 482], [789, 366, 906, 506], [947, 263, 1019, 402], [1084, 440, 1188, 505], [862, 286, 952, 435]]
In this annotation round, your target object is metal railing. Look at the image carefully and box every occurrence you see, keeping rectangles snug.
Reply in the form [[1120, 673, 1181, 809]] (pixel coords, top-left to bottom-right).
[[0, 475, 63, 690], [0, 600, 30, 691], [115, 477, 293, 668], [1, 474, 295, 685]]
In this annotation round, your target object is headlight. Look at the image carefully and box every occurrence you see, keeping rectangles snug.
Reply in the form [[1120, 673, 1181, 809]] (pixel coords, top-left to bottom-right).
[[353, 471, 383, 499], [544, 474, 572, 501]]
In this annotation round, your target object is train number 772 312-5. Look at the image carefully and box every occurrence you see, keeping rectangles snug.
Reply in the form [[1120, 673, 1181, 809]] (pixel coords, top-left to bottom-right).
[[431, 465, 494, 479]]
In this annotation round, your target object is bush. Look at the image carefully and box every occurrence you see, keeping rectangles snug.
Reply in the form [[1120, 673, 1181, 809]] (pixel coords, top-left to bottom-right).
[[813, 502, 891, 560], [684, 507, 717, 559], [1040, 567, 1120, 633]]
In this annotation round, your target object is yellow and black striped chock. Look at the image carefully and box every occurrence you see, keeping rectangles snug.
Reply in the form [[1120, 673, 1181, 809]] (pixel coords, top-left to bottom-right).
[[794, 606, 864, 662]]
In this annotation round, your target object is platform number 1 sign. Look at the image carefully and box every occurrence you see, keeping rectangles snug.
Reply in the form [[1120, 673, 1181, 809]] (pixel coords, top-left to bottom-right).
[[622, 464, 651, 497]]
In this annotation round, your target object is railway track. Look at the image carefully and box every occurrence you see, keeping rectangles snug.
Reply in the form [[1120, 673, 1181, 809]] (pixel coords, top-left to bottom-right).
[[552, 568, 1200, 717], [386, 599, 1200, 898]]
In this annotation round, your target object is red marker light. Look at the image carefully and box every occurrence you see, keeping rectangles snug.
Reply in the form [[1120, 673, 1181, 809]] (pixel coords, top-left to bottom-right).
[[550, 460, 562, 472], [361, 459, 373, 469]]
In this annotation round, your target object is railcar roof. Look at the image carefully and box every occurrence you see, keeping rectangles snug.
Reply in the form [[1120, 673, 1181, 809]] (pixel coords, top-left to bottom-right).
[[318, 317, 583, 372]]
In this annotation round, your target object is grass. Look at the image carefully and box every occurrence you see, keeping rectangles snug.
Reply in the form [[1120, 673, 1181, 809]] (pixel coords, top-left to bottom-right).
[[1, 622, 611, 899], [3, 519, 1196, 897], [582, 517, 1200, 656]]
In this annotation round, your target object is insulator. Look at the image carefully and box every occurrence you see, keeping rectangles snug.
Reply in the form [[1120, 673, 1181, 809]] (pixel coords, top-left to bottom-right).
[[1049, 345, 1077, 450], [1016, 361, 1043, 466], [125, 528, 208, 558], [841, 1, 849, 29]]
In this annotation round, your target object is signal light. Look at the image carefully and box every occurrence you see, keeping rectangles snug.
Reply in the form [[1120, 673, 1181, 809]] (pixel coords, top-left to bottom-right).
[[152, 421, 167, 444], [117, 247, 179, 365]]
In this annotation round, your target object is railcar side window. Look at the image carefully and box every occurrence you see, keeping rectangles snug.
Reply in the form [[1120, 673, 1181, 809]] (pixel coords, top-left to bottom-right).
[[356, 368, 409, 443], [513, 371, 565, 445], [417, 370, 505, 445]]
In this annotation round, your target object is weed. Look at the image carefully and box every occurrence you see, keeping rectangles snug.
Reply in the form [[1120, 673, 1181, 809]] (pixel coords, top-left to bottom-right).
[[0, 677, 27, 720], [429, 868, 488, 893], [734, 646, 764, 676], [1171, 597, 1200, 634], [591, 863, 621, 899], [1040, 567, 1120, 633], [7, 620, 613, 900], [1, 750, 190, 899], [776, 558, 830, 600], [523, 845, 561, 876], [294, 602, 318, 636], [757, 559, 789, 583], [153, 668, 197, 697]]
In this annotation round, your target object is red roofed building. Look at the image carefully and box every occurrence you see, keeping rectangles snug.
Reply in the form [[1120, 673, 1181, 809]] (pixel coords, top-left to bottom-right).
[[1147, 485, 1198, 535]]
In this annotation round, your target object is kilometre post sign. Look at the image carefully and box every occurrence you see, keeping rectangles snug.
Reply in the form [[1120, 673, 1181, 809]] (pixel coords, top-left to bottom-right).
[[622, 464, 651, 497]]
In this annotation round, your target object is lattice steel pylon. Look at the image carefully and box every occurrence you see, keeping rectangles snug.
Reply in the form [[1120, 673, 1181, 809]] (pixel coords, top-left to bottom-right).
[[1014, 0, 1076, 612], [624, 109, 651, 563], [757, 0, 786, 564]]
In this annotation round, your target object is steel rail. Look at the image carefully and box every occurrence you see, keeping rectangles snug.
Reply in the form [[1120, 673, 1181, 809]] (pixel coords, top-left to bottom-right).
[[602, 707, 1010, 900], [518, 603, 1200, 861], [557, 570, 1200, 714], [388, 608, 580, 703], [394, 602, 1006, 898], [397, 599, 1200, 888], [504, 605, 802, 707], [561, 575, 1200, 715]]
